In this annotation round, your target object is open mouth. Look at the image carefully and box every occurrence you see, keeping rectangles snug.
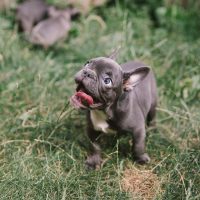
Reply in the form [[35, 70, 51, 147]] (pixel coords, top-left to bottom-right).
[[70, 84, 103, 109]]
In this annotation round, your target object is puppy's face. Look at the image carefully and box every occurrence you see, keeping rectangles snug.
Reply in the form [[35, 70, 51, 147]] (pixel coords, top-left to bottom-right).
[[71, 57, 123, 109]]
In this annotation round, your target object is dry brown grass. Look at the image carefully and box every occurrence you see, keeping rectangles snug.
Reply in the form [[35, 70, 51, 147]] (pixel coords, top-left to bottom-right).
[[0, 0, 15, 10], [121, 167, 162, 200], [68, 0, 107, 14]]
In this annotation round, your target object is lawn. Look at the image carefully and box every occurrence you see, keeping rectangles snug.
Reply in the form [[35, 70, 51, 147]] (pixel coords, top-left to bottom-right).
[[0, 0, 199, 199]]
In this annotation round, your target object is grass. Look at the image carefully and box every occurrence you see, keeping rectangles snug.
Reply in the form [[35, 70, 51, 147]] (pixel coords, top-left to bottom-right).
[[0, 1, 200, 199]]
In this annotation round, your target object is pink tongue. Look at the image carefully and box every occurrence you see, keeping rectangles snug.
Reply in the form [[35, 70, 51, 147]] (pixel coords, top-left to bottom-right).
[[75, 91, 94, 105]]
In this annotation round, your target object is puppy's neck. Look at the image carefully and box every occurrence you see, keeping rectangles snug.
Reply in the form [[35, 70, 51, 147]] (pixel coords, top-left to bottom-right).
[[105, 104, 114, 119], [90, 110, 116, 134], [104, 94, 123, 120]]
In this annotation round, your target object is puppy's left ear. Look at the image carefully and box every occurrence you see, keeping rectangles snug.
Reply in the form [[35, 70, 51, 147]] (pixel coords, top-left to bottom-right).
[[123, 66, 150, 91]]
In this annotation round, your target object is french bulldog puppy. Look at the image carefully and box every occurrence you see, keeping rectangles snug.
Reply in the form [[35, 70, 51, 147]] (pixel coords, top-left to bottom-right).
[[70, 56, 157, 169], [29, 7, 78, 48], [16, 0, 49, 34]]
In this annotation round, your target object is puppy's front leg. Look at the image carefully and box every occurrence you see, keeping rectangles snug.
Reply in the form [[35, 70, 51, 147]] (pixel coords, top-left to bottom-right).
[[85, 113, 102, 170], [132, 125, 150, 164]]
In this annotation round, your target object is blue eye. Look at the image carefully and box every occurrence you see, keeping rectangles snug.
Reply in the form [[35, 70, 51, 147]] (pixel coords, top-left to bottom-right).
[[104, 78, 112, 85]]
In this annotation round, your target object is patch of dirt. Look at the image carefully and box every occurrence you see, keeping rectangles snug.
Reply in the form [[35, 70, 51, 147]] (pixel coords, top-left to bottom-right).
[[121, 167, 162, 200]]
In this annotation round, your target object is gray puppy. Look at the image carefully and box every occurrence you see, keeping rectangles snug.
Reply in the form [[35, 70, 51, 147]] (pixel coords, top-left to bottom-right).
[[70, 56, 157, 169], [16, 0, 49, 34], [29, 7, 78, 48]]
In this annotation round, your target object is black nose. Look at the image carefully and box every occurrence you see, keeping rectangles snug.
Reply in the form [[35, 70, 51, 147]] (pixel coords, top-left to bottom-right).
[[75, 69, 96, 84]]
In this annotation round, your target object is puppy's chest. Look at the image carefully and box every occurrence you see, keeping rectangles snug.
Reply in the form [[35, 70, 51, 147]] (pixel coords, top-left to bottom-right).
[[90, 110, 116, 134]]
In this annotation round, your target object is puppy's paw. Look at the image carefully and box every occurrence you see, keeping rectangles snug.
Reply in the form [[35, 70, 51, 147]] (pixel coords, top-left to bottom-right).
[[135, 153, 150, 165], [85, 154, 102, 170]]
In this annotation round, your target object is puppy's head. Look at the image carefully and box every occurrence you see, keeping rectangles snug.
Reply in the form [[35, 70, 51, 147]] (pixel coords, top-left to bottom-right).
[[70, 57, 150, 110]]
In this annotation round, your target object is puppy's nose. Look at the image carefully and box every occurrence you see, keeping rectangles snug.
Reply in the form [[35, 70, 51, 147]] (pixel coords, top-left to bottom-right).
[[75, 69, 96, 84]]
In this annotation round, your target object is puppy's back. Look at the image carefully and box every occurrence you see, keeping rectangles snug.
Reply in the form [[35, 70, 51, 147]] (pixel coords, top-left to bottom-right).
[[29, 16, 71, 47]]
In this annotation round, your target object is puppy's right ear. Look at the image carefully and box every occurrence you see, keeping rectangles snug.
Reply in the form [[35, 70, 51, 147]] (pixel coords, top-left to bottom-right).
[[107, 46, 121, 61]]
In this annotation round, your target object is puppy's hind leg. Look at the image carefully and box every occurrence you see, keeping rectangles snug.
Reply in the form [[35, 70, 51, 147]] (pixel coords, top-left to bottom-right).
[[147, 104, 156, 127], [132, 125, 150, 164]]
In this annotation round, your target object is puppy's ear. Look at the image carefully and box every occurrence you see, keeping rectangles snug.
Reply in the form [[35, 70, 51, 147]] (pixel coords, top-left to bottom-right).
[[123, 66, 150, 91], [108, 46, 121, 60], [48, 6, 58, 17]]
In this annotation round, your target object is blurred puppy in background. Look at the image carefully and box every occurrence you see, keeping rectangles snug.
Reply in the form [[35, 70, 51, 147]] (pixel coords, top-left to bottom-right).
[[29, 7, 79, 48], [16, 0, 49, 34]]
